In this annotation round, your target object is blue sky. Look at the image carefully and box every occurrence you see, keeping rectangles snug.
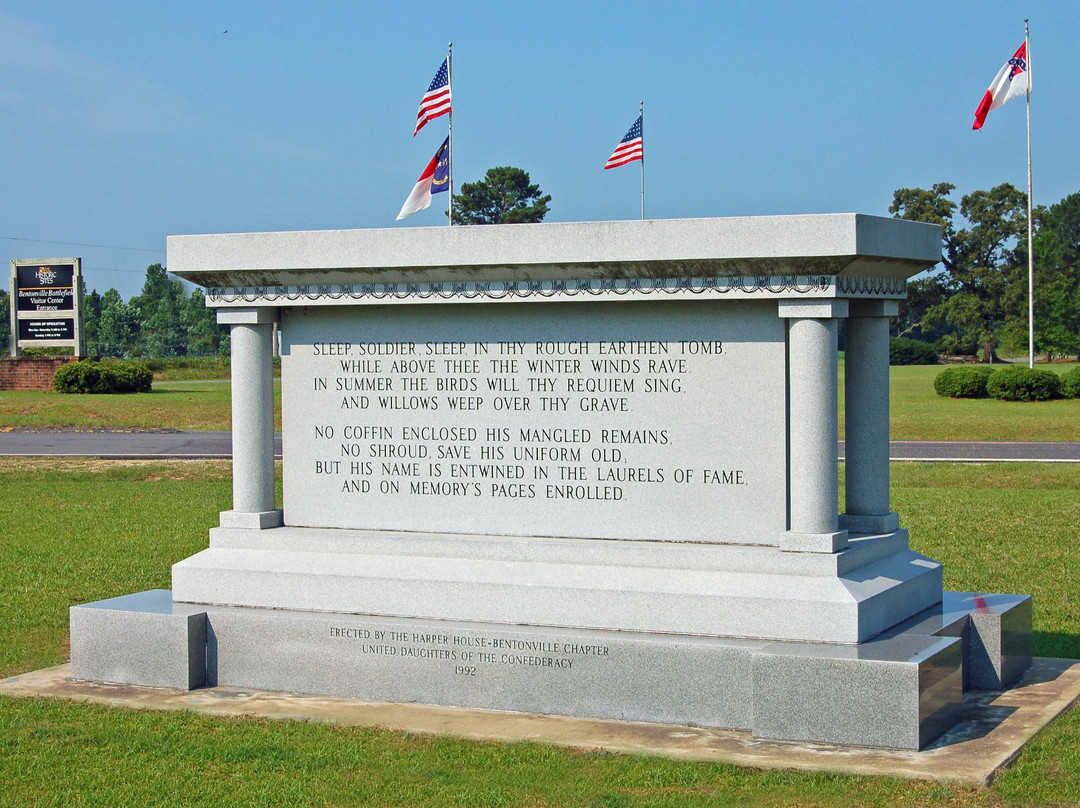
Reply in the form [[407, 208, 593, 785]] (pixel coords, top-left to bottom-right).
[[1, 1, 1077, 300]]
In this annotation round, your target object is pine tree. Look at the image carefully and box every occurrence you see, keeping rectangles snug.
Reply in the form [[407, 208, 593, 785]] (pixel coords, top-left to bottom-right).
[[453, 166, 551, 225]]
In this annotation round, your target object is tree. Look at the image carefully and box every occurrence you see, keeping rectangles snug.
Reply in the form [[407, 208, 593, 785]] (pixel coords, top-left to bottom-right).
[[93, 288, 140, 357], [81, 289, 102, 355], [144, 293, 187, 358], [891, 183, 1028, 362], [1010, 192, 1080, 360], [129, 264, 187, 358], [453, 166, 551, 225], [183, 288, 228, 356], [0, 289, 10, 351], [893, 275, 947, 341]]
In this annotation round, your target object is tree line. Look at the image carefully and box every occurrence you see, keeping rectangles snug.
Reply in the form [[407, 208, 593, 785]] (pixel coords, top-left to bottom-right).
[[891, 183, 1080, 362], [77, 263, 228, 359]]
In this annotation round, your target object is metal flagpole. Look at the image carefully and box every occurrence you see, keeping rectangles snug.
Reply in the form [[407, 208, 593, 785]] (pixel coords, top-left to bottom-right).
[[447, 42, 454, 227], [1025, 21, 1034, 368], [639, 101, 645, 221]]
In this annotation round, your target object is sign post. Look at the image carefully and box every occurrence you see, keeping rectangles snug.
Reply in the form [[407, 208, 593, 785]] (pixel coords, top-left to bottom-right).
[[9, 258, 84, 357]]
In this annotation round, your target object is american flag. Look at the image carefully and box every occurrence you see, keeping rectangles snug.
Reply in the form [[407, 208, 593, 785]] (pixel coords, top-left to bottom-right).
[[604, 115, 643, 169], [413, 58, 452, 136]]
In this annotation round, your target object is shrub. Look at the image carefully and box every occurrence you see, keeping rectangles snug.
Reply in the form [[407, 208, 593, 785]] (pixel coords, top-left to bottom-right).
[[985, 366, 1062, 402], [889, 337, 938, 365], [53, 360, 153, 394], [933, 366, 996, 398], [1061, 366, 1080, 399], [20, 346, 73, 357], [53, 361, 108, 394], [108, 360, 154, 393]]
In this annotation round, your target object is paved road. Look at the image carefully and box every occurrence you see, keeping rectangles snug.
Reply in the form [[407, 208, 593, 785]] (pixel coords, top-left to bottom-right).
[[0, 429, 278, 459], [841, 440, 1080, 463], [1, 428, 1078, 462]]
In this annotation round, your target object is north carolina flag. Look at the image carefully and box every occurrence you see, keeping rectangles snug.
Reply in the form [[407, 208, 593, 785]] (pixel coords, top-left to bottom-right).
[[396, 137, 450, 220], [604, 115, 643, 169], [413, 58, 452, 137], [973, 41, 1029, 130]]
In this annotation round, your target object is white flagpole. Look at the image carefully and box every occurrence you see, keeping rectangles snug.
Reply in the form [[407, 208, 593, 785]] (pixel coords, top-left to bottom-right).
[[447, 42, 454, 227], [639, 100, 645, 221], [1025, 20, 1034, 368]]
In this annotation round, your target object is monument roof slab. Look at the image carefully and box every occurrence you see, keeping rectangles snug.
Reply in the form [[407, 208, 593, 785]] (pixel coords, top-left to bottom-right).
[[167, 214, 941, 290]]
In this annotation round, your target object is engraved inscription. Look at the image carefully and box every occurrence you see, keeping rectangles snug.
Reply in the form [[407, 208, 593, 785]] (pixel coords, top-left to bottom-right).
[[328, 625, 612, 676], [282, 302, 787, 544]]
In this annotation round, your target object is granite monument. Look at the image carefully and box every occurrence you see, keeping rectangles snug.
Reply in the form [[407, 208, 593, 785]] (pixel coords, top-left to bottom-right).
[[70, 215, 1032, 749]]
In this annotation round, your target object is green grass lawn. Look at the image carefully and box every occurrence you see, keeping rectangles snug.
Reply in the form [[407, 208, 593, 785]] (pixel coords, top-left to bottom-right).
[[827, 361, 1080, 442], [872, 363, 1080, 442], [0, 380, 280, 432], [1, 458, 1077, 807]]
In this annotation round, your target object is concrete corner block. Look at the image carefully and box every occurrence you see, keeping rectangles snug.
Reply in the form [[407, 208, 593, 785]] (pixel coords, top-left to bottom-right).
[[838, 512, 900, 535], [219, 509, 284, 530], [69, 590, 207, 690], [880, 591, 1034, 692], [751, 634, 963, 750], [950, 592, 1033, 690]]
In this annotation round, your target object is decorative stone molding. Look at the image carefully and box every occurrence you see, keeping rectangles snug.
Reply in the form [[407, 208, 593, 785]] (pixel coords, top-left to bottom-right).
[[207, 274, 907, 308]]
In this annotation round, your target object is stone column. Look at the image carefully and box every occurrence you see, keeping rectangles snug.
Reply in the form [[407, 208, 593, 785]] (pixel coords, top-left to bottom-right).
[[217, 307, 282, 530], [778, 299, 848, 553], [839, 300, 900, 535]]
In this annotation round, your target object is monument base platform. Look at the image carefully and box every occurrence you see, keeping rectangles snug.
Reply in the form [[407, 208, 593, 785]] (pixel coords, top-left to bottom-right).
[[69, 589, 1032, 750]]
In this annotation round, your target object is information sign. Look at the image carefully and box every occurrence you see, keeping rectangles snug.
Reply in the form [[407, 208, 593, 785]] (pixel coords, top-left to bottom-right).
[[9, 258, 84, 356]]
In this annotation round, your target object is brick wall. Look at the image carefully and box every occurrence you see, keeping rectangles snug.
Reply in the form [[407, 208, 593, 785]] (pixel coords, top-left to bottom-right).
[[0, 357, 78, 391]]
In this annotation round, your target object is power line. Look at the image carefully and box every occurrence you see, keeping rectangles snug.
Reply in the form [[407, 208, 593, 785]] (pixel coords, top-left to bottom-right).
[[0, 235, 164, 254], [84, 266, 155, 274]]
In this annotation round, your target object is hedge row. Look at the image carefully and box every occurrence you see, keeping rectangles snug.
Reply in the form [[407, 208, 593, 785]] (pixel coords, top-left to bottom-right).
[[889, 337, 938, 365], [53, 360, 153, 394], [935, 365, 1080, 401]]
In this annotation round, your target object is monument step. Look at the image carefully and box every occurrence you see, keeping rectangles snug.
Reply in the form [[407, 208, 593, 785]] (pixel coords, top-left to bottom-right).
[[206, 525, 914, 577], [172, 531, 943, 644]]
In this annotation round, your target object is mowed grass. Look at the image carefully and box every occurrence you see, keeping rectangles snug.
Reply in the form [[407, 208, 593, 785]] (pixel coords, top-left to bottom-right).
[[839, 362, 1080, 442], [882, 363, 1080, 442], [0, 459, 234, 677], [0, 380, 280, 432], [1, 459, 1078, 807]]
